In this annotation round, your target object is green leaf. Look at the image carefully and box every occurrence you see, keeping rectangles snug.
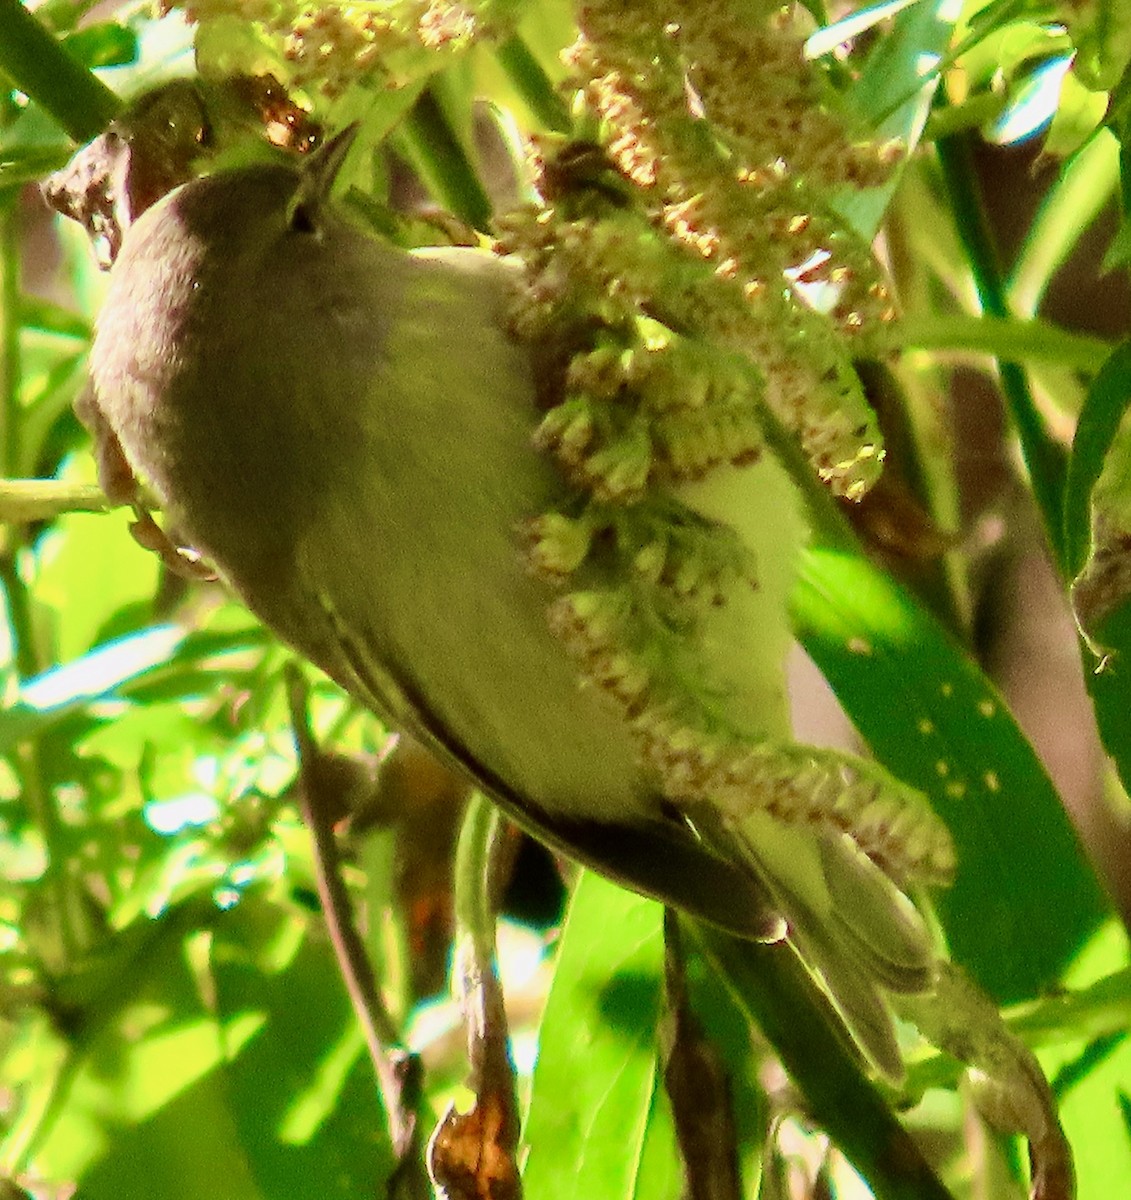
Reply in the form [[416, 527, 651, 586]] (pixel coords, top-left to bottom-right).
[[6, 903, 259, 1198], [0, 0, 120, 142], [0, 621, 273, 749], [889, 314, 1112, 370], [1061, 340, 1131, 802], [395, 78, 494, 231], [61, 22, 138, 70], [8, 624, 185, 724], [209, 896, 395, 1198], [1013, 129, 1118, 307], [833, 0, 958, 238], [0, 141, 73, 186], [33, 510, 161, 663], [1071, 0, 1131, 89], [522, 873, 667, 1198], [1064, 339, 1131, 577], [791, 543, 1109, 1002], [1038, 925, 1131, 1200], [691, 925, 954, 1200], [19, 297, 91, 341]]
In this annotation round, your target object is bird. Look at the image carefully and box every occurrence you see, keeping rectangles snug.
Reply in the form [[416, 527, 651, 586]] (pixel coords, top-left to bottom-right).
[[80, 125, 948, 1080]]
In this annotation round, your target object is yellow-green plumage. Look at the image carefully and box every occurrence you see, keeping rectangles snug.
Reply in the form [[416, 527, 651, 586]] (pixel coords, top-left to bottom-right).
[[85, 137, 946, 1080]]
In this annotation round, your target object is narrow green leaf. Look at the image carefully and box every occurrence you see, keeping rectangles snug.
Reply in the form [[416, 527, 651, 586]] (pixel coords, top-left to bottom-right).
[[1064, 339, 1131, 577], [1062, 340, 1131, 801], [522, 873, 665, 1199], [791, 543, 1109, 1001], [0, 622, 272, 748], [1008, 131, 1118, 314], [15, 624, 185, 711], [494, 33, 572, 133], [0, 143, 72, 186], [397, 79, 493, 232], [889, 313, 1111, 370], [18, 297, 91, 341], [691, 925, 954, 1200], [806, 0, 920, 60]]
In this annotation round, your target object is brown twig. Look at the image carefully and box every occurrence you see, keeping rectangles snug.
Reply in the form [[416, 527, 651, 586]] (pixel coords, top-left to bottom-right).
[[661, 909, 743, 1200], [285, 664, 432, 1200]]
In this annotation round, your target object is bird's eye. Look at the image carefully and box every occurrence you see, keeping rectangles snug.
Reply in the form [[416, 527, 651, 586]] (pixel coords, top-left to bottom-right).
[[288, 200, 318, 235]]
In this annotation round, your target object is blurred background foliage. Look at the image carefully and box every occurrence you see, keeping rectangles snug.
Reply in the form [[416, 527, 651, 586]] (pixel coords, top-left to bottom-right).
[[1, 0, 1131, 1197]]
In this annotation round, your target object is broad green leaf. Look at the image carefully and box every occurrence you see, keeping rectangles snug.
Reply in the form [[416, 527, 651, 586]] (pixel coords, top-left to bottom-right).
[[791, 543, 1110, 1002], [33, 510, 160, 662], [632, 1083, 681, 1200], [522, 873, 667, 1199]]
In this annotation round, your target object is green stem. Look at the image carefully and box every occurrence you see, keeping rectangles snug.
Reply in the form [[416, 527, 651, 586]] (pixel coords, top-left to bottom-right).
[[691, 923, 955, 1200], [448, 791, 522, 1177], [0, 193, 19, 478], [0, 0, 119, 142], [935, 131, 1070, 575], [904, 968, 1131, 1096], [453, 790, 507, 957]]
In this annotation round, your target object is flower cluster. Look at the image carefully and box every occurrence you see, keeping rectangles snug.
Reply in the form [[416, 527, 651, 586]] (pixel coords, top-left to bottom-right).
[[542, 573, 955, 888], [501, 2, 951, 890], [166, 0, 493, 100], [569, 0, 900, 496]]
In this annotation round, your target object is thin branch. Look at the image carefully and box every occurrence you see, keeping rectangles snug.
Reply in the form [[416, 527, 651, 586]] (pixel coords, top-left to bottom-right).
[[285, 665, 432, 1200]]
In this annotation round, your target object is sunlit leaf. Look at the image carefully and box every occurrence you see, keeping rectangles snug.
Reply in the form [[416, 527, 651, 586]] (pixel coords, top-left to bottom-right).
[[7, 904, 256, 1198], [522, 874, 666, 1198], [1007, 129, 1120, 317], [791, 544, 1110, 1001]]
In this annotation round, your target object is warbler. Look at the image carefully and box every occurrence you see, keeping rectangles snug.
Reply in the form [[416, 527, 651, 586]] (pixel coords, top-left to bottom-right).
[[80, 126, 944, 1079]]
